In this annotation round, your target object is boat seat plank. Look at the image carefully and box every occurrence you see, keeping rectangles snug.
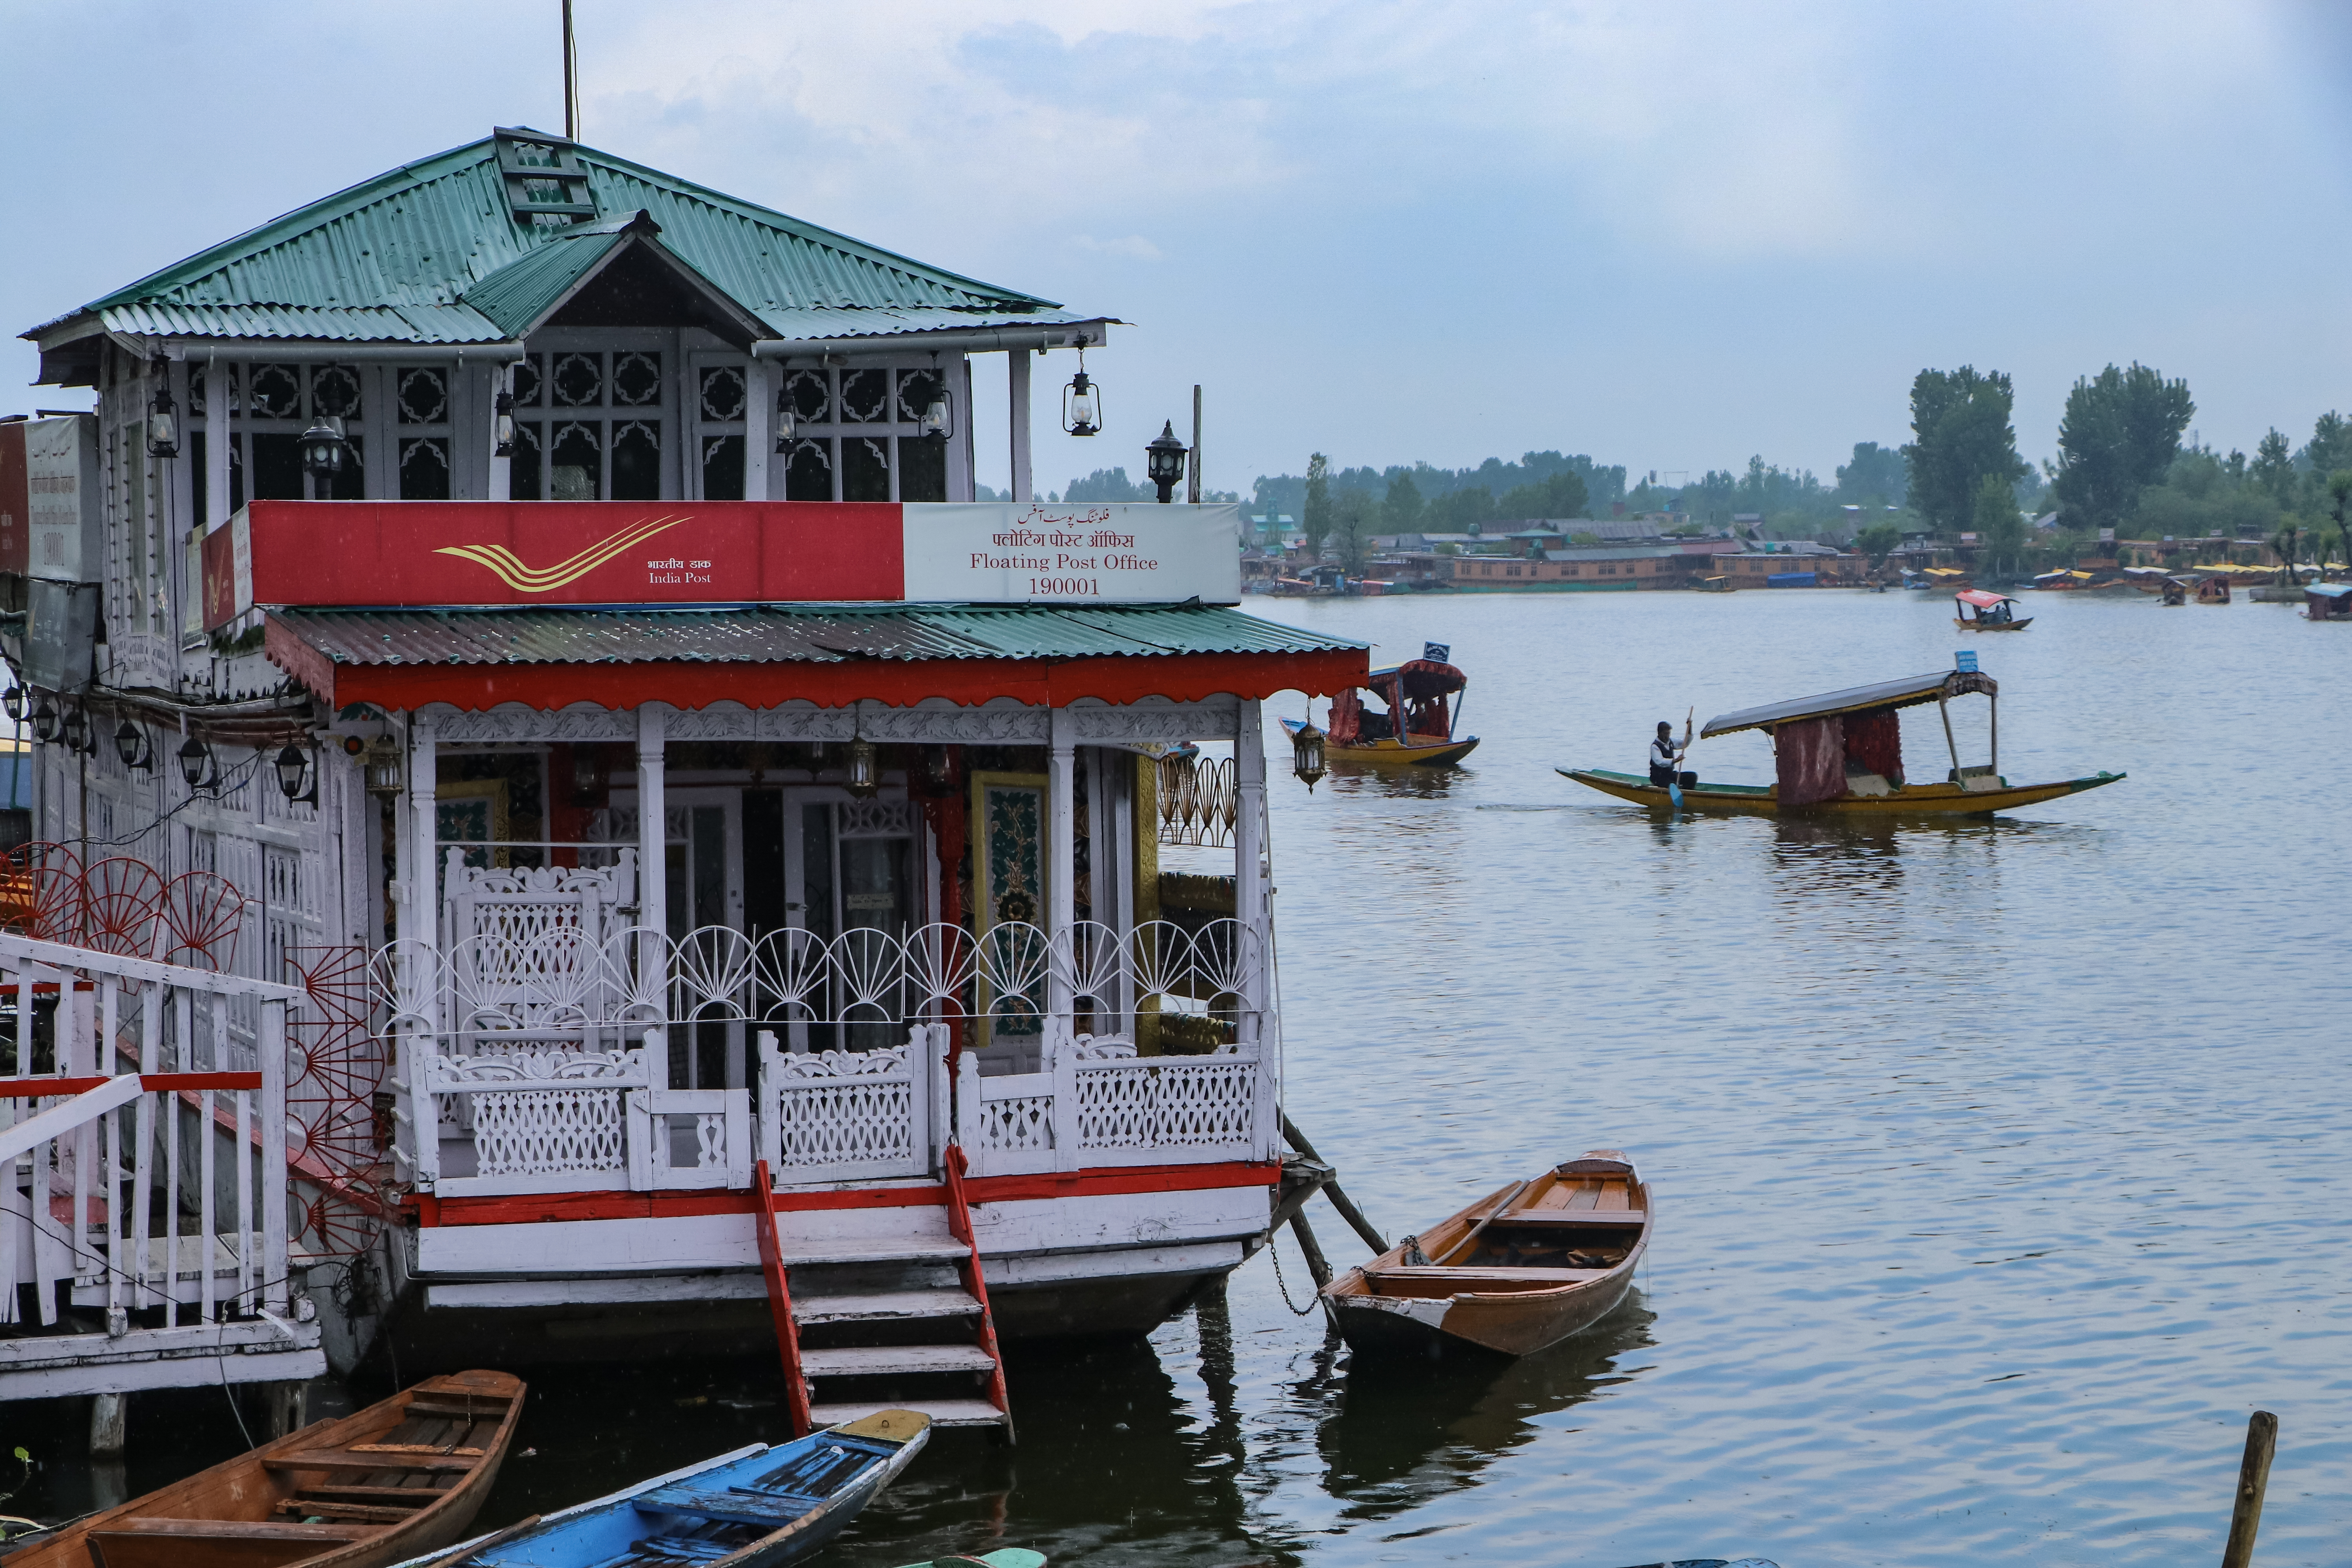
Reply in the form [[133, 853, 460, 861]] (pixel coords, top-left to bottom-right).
[[276, 1499, 425, 1523], [261, 1449, 476, 1474], [1489, 1210, 1646, 1229], [1367, 1266, 1613, 1284], [1563, 1185, 1600, 1209], [288, 1485, 440, 1504]]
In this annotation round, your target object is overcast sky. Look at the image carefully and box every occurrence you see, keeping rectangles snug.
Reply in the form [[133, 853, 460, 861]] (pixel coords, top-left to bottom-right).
[[5, 2, 2350, 497]]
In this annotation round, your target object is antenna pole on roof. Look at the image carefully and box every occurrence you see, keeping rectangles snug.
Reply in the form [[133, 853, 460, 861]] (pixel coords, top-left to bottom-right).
[[562, 0, 580, 140]]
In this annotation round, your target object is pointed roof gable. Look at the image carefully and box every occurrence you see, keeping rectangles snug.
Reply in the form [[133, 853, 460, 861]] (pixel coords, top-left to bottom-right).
[[27, 129, 1095, 371]]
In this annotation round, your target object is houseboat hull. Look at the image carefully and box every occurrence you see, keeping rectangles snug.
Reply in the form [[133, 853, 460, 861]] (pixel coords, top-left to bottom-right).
[[1953, 617, 2033, 632], [1281, 718, 1477, 768], [1556, 768, 2125, 817]]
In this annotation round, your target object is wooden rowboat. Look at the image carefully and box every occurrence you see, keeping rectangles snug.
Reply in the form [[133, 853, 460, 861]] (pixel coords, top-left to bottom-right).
[[400, 1410, 932, 1568], [4, 1370, 523, 1568], [1558, 767, 2123, 817], [1321, 1151, 1650, 1357]]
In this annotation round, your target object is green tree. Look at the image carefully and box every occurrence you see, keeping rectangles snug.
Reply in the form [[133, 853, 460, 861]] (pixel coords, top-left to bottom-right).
[[2328, 471, 2352, 573], [1383, 471, 1426, 536], [1903, 367, 2030, 537], [2305, 413, 2352, 481], [1854, 522, 1902, 573], [1837, 441, 1906, 504], [1495, 468, 1588, 521], [1332, 486, 1377, 575], [1432, 486, 1495, 533], [2274, 521, 2303, 586], [1974, 473, 2027, 578], [2251, 429, 2296, 503], [2049, 363, 2195, 536], [1302, 453, 1331, 560]]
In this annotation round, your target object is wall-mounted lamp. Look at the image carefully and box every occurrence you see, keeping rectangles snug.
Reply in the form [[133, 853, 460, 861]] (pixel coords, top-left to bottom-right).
[[178, 734, 217, 793], [274, 743, 318, 805], [494, 384, 516, 458], [59, 704, 89, 755], [30, 697, 58, 745], [2, 687, 24, 724], [146, 361, 179, 459], [114, 721, 153, 772], [1146, 421, 1190, 504], [298, 414, 352, 488]]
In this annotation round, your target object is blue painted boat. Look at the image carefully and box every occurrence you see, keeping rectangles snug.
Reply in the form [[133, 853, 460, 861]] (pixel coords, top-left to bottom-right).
[[396, 1410, 931, 1568]]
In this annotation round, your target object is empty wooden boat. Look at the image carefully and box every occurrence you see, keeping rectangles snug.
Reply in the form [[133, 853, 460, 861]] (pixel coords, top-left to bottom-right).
[[399, 1409, 931, 1568], [1321, 1151, 1651, 1357], [3, 1370, 523, 1568]]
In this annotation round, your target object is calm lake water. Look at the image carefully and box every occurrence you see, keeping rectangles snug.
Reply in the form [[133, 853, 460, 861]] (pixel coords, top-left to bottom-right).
[[30, 587, 2345, 1568]]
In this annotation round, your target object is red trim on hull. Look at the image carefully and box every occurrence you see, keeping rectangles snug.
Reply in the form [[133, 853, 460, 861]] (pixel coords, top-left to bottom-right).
[[406, 1160, 1280, 1227]]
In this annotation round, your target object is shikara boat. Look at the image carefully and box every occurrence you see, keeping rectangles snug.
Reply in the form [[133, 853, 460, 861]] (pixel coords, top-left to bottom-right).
[[1282, 655, 1478, 768], [1953, 588, 2031, 631], [4, 1370, 523, 1568], [1322, 1151, 1650, 1357], [399, 1410, 931, 1568], [1559, 669, 2125, 817]]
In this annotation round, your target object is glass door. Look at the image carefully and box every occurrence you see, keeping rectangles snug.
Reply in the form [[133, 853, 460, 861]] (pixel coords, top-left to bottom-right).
[[610, 786, 744, 1089], [777, 792, 922, 1054]]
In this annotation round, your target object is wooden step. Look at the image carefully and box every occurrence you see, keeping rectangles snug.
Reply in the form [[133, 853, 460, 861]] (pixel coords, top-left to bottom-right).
[[775, 1235, 968, 1266], [792, 1289, 980, 1326], [799, 1344, 998, 1378], [810, 1397, 1006, 1429]]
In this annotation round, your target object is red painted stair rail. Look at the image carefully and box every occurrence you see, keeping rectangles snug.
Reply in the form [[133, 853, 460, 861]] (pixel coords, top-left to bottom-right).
[[943, 1143, 1014, 1441], [751, 1158, 814, 1436]]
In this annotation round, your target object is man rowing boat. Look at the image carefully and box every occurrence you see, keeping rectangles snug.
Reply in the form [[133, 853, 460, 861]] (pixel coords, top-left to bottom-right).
[[1648, 710, 1692, 788]]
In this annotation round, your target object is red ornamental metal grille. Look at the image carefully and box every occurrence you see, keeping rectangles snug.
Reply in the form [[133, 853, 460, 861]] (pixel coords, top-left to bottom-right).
[[287, 944, 388, 1259]]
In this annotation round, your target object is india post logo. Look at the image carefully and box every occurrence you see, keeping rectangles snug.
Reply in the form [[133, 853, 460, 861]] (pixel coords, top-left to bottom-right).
[[434, 514, 690, 593]]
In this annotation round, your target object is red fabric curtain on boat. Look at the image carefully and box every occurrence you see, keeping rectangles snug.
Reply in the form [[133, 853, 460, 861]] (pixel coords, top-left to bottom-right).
[[1775, 716, 1846, 805], [1328, 688, 1362, 746], [1842, 707, 1904, 785]]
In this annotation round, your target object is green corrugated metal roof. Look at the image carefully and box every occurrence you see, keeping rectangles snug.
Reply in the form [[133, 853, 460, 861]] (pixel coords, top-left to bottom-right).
[[271, 605, 1365, 668], [459, 226, 626, 338], [29, 130, 1082, 348]]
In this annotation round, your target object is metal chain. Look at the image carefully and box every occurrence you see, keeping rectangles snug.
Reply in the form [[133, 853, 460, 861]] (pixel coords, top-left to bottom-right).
[[1267, 1227, 1319, 1316]]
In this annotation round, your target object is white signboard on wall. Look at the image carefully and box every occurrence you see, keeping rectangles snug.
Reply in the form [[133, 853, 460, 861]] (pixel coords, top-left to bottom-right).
[[900, 502, 1241, 605]]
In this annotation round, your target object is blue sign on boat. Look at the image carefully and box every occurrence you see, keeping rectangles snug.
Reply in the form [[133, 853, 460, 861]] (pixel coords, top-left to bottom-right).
[[1423, 641, 1450, 663], [1955, 650, 1979, 673]]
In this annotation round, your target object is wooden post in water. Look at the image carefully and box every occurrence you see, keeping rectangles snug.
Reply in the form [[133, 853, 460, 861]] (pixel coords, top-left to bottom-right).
[[1289, 1211, 1334, 1290], [2220, 1410, 2277, 1568]]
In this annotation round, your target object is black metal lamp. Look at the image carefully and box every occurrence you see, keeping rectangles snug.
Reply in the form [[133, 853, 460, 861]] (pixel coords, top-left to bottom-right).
[[59, 704, 89, 755], [146, 363, 180, 459], [178, 734, 216, 792], [298, 415, 351, 489], [274, 743, 317, 805], [1062, 341, 1101, 437], [114, 721, 152, 771], [363, 736, 404, 799], [493, 385, 516, 458], [2, 687, 23, 723], [1146, 421, 1190, 503], [30, 697, 58, 745], [1290, 720, 1327, 791]]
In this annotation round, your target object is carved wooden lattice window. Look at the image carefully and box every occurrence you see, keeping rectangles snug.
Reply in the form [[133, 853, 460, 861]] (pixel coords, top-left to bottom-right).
[[508, 348, 667, 501], [774, 365, 953, 503]]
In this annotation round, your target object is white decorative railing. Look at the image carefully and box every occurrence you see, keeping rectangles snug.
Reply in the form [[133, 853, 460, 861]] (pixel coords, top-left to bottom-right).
[[378, 919, 1273, 1196], [0, 935, 303, 1328]]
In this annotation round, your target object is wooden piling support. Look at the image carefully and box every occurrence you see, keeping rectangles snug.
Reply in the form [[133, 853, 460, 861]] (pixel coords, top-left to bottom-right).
[[89, 1392, 126, 1458], [2221, 1410, 2277, 1568], [1279, 1112, 1388, 1254], [1288, 1210, 1334, 1291]]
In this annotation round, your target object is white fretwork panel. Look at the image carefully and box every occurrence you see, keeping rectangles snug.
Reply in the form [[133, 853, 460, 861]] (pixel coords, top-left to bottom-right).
[[756, 1035, 929, 1184], [1076, 1058, 1258, 1152], [421, 1047, 647, 1195]]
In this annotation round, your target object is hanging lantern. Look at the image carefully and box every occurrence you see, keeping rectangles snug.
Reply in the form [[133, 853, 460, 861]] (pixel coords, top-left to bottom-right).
[[114, 721, 151, 771], [774, 388, 796, 449], [30, 697, 58, 745], [274, 744, 314, 802], [844, 738, 881, 799], [922, 745, 953, 791], [146, 363, 179, 459], [59, 704, 89, 755], [1290, 720, 1327, 791], [1061, 342, 1101, 437], [1145, 420, 1190, 504], [571, 744, 608, 805], [178, 734, 215, 792], [493, 385, 516, 458], [363, 736, 404, 799], [920, 390, 952, 441]]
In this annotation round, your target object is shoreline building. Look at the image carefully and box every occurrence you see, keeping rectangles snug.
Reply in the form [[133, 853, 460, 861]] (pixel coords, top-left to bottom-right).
[[4, 128, 1365, 1436]]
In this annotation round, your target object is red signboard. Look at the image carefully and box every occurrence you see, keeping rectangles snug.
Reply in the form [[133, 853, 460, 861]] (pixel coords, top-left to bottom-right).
[[223, 501, 904, 626], [208, 499, 1242, 625], [0, 423, 24, 575]]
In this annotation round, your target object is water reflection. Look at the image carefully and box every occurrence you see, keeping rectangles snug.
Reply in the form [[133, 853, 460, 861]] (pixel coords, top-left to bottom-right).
[[1324, 764, 1468, 802], [1318, 1297, 1657, 1524]]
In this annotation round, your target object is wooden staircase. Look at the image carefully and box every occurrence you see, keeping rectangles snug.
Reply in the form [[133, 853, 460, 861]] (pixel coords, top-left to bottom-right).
[[751, 1154, 1013, 1440]]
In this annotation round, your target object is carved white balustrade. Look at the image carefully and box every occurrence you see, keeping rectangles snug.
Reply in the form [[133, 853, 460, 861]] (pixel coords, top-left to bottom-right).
[[376, 918, 1275, 1195]]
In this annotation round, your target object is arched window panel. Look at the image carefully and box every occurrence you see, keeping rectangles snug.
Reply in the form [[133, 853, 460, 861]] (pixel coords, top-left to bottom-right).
[[612, 420, 662, 501], [784, 439, 831, 502], [510, 421, 544, 501], [701, 435, 745, 501], [843, 437, 890, 503], [549, 421, 602, 501], [400, 437, 452, 500]]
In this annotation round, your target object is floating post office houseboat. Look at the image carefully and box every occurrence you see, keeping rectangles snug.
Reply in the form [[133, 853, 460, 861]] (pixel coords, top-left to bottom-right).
[[7, 128, 1367, 1436]]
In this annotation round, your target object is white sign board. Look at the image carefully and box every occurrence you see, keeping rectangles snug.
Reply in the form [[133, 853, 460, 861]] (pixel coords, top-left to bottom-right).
[[900, 502, 1241, 605], [27, 417, 99, 584]]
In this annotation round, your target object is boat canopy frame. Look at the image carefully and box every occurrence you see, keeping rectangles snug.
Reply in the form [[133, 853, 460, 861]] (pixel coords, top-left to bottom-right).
[[1704, 668, 2000, 785]]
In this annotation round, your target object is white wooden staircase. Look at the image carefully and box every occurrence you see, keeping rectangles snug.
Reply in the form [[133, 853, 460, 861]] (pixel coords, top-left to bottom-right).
[[751, 1153, 1013, 1440]]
